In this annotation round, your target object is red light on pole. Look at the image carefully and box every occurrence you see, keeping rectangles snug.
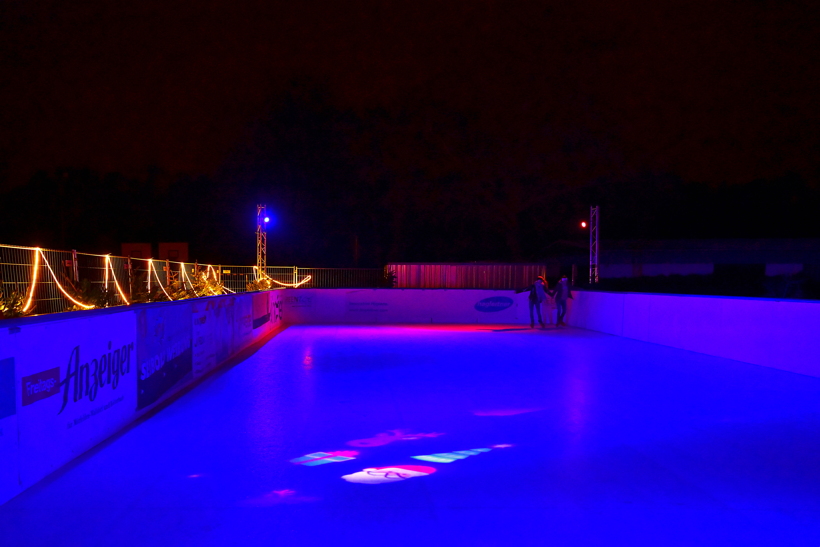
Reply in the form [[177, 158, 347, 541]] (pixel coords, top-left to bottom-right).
[[581, 221, 587, 228]]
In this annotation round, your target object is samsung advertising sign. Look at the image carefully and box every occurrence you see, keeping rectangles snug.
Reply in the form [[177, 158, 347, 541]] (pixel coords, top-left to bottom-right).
[[474, 296, 514, 312]]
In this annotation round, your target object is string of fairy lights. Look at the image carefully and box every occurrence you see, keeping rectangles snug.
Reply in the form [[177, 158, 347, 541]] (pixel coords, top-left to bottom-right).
[[252, 266, 311, 288], [13, 247, 311, 314]]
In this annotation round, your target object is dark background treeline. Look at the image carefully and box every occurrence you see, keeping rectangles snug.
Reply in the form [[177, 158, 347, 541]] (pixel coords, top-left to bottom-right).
[[2, 83, 818, 267]]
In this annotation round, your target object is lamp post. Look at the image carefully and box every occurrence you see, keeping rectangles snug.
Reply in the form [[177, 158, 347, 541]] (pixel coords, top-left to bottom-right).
[[256, 204, 269, 274], [589, 206, 600, 284]]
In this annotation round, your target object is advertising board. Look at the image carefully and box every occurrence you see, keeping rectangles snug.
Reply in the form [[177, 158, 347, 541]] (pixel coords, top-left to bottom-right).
[[0, 328, 20, 505], [13, 312, 138, 486], [137, 303, 193, 410], [191, 296, 235, 378]]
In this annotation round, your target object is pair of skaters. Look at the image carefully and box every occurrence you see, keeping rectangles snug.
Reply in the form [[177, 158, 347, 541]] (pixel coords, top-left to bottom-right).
[[528, 275, 571, 329]]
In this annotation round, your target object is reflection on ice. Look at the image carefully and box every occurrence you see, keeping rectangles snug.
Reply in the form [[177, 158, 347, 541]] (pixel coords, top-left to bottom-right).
[[342, 465, 437, 485]]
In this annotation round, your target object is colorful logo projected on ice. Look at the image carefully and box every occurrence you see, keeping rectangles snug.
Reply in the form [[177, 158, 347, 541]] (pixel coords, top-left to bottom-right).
[[342, 465, 437, 485], [474, 296, 514, 312], [347, 429, 444, 447], [412, 445, 511, 463], [290, 450, 359, 466], [412, 448, 490, 463]]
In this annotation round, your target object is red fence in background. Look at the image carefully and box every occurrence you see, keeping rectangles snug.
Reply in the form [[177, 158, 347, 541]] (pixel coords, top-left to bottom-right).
[[388, 263, 547, 290]]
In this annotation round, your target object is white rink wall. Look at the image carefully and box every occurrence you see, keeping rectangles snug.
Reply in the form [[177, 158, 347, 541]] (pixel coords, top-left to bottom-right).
[[0, 291, 283, 505], [567, 291, 820, 377], [282, 288, 820, 378], [282, 288, 536, 325], [3, 287, 817, 506]]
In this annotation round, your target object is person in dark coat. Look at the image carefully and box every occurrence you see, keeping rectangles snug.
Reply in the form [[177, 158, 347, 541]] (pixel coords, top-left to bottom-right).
[[551, 275, 573, 327], [527, 276, 548, 329]]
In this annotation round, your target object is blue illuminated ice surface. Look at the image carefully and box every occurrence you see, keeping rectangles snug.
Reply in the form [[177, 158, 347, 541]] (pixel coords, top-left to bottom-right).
[[2, 324, 820, 546]]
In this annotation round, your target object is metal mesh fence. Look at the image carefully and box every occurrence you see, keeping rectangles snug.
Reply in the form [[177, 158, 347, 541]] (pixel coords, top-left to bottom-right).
[[0, 243, 391, 318], [220, 265, 255, 293], [295, 268, 388, 288]]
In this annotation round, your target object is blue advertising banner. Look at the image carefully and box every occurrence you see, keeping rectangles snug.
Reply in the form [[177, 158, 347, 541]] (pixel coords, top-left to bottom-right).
[[0, 357, 14, 420], [137, 303, 193, 410], [0, 333, 20, 504]]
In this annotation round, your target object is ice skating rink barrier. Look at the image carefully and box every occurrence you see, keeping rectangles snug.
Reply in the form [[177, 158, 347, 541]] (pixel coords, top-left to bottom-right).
[[0, 291, 283, 505], [566, 290, 820, 378], [282, 288, 535, 325], [283, 288, 820, 377], [2, 287, 817, 506]]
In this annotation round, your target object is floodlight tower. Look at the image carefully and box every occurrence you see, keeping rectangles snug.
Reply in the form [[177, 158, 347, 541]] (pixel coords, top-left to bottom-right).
[[589, 205, 600, 284], [256, 204, 268, 274]]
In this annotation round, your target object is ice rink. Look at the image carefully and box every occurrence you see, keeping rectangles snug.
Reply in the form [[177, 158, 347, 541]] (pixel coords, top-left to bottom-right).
[[2, 324, 820, 546]]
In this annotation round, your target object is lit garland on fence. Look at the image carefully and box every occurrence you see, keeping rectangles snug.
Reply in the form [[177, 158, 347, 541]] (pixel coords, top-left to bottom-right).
[[104, 255, 130, 305], [204, 264, 237, 293], [271, 275, 311, 288], [200, 272, 218, 295], [15, 246, 295, 315], [253, 266, 312, 288], [180, 262, 193, 290], [38, 249, 95, 310], [22, 248, 40, 313], [146, 259, 174, 301]]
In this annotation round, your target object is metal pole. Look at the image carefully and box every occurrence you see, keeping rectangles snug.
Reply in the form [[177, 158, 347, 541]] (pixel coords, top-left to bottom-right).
[[589, 205, 600, 284], [165, 259, 171, 286], [126, 257, 133, 299], [256, 204, 267, 273], [71, 249, 79, 282]]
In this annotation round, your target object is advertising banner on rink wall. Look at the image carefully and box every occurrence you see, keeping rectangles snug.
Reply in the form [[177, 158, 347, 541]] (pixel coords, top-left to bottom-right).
[[191, 292, 282, 379], [136, 302, 193, 410], [13, 312, 138, 488], [249, 291, 281, 340], [252, 292, 272, 329], [232, 295, 254, 351], [0, 329, 21, 505], [232, 291, 283, 353], [0, 290, 284, 506], [282, 289, 533, 325], [260, 291, 283, 334], [192, 297, 235, 378]]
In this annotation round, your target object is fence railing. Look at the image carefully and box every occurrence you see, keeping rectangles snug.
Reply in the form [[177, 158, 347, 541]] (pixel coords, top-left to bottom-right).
[[0, 243, 389, 318], [388, 263, 547, 290]]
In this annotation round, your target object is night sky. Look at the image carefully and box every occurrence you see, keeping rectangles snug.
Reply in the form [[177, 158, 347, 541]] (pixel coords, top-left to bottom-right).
[[1, 1, 818, 266]]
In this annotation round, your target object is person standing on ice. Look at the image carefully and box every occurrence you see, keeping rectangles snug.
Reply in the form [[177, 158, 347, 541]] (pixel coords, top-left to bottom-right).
[[551, 275, 573, 327], [527, 276, 548, 329]]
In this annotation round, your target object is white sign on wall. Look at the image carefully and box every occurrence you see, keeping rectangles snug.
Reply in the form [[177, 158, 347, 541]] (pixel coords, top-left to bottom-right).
[[13, 312, 138, 486]]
